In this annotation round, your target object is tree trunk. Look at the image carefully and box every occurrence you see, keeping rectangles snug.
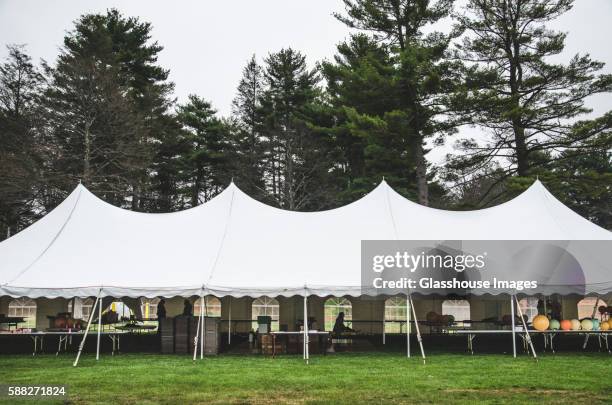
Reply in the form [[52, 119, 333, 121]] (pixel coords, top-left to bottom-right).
[[83, 121, 92, 184], [414, 138, 429, 206], [513, 123, 529, 177], [131, 183, 140, 211]]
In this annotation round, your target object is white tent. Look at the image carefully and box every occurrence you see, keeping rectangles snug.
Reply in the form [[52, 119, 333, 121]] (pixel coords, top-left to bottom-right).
[[0, 180, 610, 299]]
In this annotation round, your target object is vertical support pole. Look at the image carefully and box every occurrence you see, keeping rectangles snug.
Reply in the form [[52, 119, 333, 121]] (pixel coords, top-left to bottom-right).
[[510, 295, 517, 358], [409, 294, 425, 363], [514, 295, 537, 360], [201, 295, 205, 360], [73, 293, 100, 367], [303, 294, 309, 364], [228, 297, 232, 345], [582, 297, 600, 349], [406, 293, 410, 358], [542, 295, 548, 349], [382, 298, 386, 345], [96, 294, 103, 361]]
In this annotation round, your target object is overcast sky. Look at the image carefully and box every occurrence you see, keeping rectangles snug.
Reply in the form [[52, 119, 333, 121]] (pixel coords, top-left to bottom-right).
[[1, 0, 611, 162]]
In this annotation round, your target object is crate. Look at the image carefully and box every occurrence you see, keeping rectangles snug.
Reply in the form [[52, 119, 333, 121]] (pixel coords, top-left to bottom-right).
[[160, 318, 174, 354], [260, 334, 274, 355], [188, 317, 220, 355], [174, 316, 190, 354]]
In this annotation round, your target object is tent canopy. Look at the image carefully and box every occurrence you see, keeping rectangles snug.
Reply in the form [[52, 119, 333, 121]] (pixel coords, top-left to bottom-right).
[[0, 180, 610, 298]]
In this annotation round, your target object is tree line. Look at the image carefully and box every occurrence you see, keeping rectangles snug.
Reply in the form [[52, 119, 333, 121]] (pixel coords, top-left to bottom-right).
[[1, 0, 610, 239]]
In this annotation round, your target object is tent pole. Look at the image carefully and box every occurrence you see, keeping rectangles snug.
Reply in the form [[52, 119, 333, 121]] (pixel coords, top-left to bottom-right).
[[96, 294, 103, 361], [192, 304, 201, 361], [303, 293, 309, 364], [406, 293, 410, 358], [382, 298, 386, 345], [201, 295, 206, 360], [583, 297, 601, 349], [510, 295, 517, 358], [228, 297, 232, 345], [543, 295, 548, 350], [73, 293, 100, 367], [409, 294, 425, 364], [514, 295, 537, 360]]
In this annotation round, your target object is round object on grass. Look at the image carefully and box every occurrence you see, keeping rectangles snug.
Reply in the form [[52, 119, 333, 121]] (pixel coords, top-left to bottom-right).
[[560, 320, 572, 331], [570, 319, 581, 330], [549, 319, 560, 330], [581, 319, 593, 331], [532, 315, 550, 331]]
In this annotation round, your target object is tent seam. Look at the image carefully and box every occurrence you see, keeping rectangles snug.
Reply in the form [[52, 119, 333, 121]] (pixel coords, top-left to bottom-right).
[[205, 187, 236, 286], [385, 186, 400, 240], [3, 187, 83, 286]]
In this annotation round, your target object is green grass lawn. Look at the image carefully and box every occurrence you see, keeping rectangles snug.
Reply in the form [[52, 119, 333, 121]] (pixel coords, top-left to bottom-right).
[[0, 353, 610, 404]]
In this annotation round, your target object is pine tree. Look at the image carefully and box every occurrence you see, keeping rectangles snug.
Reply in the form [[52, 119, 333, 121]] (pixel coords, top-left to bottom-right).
[[259, 48, 338, 210], [321, 34, 399, 199], [335, 0, 460, 206], [177, 95, 234, 206], [52, 9, 174, 209], [44, 45, 148, 206], [452, 0, 612, 191], [0, 45, 44, 239], [231, 55, 267, 198]]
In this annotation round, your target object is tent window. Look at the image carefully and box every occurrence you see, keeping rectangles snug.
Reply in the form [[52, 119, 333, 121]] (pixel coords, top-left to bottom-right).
[[324, 297, 352, 331], [384, 297, 407, 333], [68, 298, 95, 320], [8, 298, 37, 328], [252, 296, 279, 331], [442, 300, 470, 323], [578, 297, 608, 319], [518, 298, 539, 322], [140, 298, 160, 319], [109, 301, 131, 320], [195, 296, 222, 317]]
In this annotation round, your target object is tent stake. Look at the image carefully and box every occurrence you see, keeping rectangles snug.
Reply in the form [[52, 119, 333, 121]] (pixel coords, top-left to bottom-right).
[[73, 293, 101, 367], [514, 295, 537, 360], [408, 294, 425, 364], [510, 295, 517, 358], [96, 294, 102, 360]]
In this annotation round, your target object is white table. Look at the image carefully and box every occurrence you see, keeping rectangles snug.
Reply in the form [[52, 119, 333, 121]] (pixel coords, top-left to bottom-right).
[[453, 329, 611, 354], [0, 331, 127, 356]]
